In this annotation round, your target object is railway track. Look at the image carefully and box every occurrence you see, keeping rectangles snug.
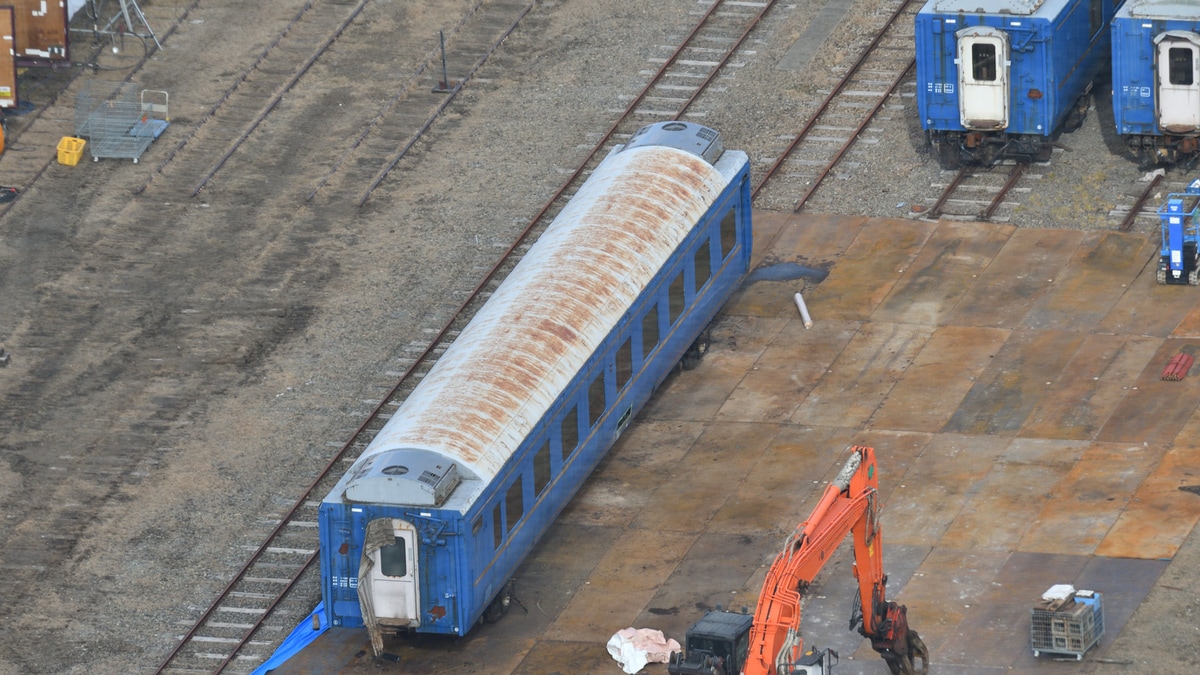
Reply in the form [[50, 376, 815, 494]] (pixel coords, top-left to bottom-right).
[[753, 0, 919, 211], [151, 0, 804, 671], [921, 162, 1033, 222]]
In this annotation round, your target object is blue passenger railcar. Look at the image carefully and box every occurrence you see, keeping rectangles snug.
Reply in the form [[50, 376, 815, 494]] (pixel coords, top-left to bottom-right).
[[916, 0, 1124, 167], [317, 122, 752, 651], [1112, 0, 1200, 167]]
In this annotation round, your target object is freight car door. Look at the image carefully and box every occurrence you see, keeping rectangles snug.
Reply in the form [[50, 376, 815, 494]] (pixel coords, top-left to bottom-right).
[[957, 27, 1009, 130], [1155, 32, 1200, 134], [366, 519, 420, 626]]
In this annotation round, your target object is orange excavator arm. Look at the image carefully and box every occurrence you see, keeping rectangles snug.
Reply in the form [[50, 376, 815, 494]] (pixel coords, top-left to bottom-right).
[[742, 446, 928, 675]]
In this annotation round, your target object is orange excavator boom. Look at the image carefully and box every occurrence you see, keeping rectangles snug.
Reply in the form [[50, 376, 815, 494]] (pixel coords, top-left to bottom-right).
[[742, 446, 928, 675]]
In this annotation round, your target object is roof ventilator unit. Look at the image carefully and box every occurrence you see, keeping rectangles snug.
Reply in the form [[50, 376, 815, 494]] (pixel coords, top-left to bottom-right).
[[622, 121, 725, 165], [343, 448, 464, 506]]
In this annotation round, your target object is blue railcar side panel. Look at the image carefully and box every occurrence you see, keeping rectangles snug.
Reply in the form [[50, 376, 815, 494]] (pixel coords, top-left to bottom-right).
[[319, 151, 753, 636], [1112, 14, 1200, 136], [917, 0, 1117, 137]]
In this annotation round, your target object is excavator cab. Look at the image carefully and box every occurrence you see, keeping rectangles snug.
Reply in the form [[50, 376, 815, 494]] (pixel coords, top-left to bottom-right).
[[668, 609, 753, 675]]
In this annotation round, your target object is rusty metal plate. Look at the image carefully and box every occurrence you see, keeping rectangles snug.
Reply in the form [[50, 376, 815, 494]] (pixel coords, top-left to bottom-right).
[[1023, 231, 1156, 331], [943, 328, 1088, 436], [1019, 442, 1168, 555], [544, 528, 698, 643], [1097, 442, 1200, 559], [1096, 338, 1200, 444], [791, 322, 934, 428], [1020, 334, 1161, 440], [884, 434, 1011, 547], [947, 228, 1083, 328], [939, 457, 1076, 551], [558, 419, 704, 528], [710, 425, 857, 534], [1098, 253, 1200, 337], [872, 220, 1014, 326], [869, 325, 1010, 433], [805, 218, 936, 322], [730, 211, 865, 319], [716, 319, 859, 423]]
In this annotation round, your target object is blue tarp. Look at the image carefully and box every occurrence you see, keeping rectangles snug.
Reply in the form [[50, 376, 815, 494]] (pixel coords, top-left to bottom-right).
[[250, 602, 329, 675]]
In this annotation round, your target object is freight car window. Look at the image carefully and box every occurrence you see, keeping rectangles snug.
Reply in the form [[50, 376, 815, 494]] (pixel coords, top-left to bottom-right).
[[694, 238, 712, 290], [379, 536, 407, 577], [720, 208, 737, 260], [668, 271, 686, 324], [506, 477, 523, 532], [588, 375, 605, 427], [534, 440, 551, 496], [642, 303, 660, 358], [1170, 48, 1195, 86], [616, 338, 633, 391], [561, 405, 579, 461], [492, 504, 502, 549], [971, 44, 997, 82]]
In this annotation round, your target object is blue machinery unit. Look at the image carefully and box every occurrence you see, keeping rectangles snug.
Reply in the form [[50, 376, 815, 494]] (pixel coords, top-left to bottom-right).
[[1156, 178, 1200, 285]]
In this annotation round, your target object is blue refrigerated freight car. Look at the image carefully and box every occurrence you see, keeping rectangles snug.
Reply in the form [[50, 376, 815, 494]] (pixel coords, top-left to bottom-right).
[[1112, 0, 1200, 168], [317, 121, 753, 653], [916, 0, 1125, 168]]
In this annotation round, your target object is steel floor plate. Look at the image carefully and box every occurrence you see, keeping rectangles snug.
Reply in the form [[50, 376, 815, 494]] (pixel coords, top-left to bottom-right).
[[276, 212, 1198, 674]]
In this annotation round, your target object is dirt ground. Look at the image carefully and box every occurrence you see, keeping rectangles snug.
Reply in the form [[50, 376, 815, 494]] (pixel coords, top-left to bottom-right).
[[0, 0, 1197, 673]]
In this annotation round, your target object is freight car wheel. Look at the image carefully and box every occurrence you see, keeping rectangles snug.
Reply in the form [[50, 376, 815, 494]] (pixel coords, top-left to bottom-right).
[[680, 327, 712, 371], [482, 580, 515, 624], [937, 142, 961, 170]]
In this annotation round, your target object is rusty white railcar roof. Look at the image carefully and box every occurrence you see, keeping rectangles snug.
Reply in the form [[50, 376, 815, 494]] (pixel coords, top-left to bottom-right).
[[1121, 0, 1200, 19], [923, 0, 1055, 17], [328, 143, 748, 509]]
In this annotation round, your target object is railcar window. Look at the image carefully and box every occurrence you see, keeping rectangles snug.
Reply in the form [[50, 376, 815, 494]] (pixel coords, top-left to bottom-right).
[[971, 44, 997, 82], [588, 374, 605, 427], [379, 536, 407, 577], [642, 303, 660, 358], [492, 504, 502, 549], [668, 271, 686, 325], [1169, 48, 1195, 86], [694, 238, 712, 290], [616, 338, 633, 391], [720, 207, 737, 260], [534, 440, 551, 496], [505, 477, 523, 532], [561, 404, 579, 461]]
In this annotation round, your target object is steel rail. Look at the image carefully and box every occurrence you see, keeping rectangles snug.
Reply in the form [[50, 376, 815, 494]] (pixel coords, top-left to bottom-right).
[[152, 0, 782, 670], [358, 2, 534, 206], [304, 0, 492, 202], [926, 166, 970, 220], [791, 59, 914, 212], [980, 162, 1026, 221], [132, 0, 322, 195], [1120, 173, 1163, 232], [191, 0, 373, 196], [753, 0, 919, 198]]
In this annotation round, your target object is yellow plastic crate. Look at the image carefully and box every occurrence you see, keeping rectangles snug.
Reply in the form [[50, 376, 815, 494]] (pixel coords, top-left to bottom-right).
[[57, 136, 86, 166]]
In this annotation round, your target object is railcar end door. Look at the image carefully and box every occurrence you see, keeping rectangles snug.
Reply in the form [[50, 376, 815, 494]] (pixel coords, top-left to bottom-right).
[[1155, 31, 1200, 134], [956, 27, 1010, 130], [367, 519, 420, 626]]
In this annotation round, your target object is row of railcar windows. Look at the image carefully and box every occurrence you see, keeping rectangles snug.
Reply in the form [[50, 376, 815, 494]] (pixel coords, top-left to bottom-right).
[[481, 200, 741, 554]]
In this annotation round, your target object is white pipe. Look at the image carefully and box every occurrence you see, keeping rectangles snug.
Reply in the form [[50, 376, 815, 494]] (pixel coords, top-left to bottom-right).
[[793, 291, 813, 329]]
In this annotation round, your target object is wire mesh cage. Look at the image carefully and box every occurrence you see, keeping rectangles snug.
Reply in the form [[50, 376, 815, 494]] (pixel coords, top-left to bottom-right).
[[73, 80, 162, 163], [1030, 590, 1104, 660]]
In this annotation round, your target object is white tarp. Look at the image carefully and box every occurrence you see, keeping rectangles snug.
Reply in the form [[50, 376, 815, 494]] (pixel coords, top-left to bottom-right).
[[606, 627, 681, 675]]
